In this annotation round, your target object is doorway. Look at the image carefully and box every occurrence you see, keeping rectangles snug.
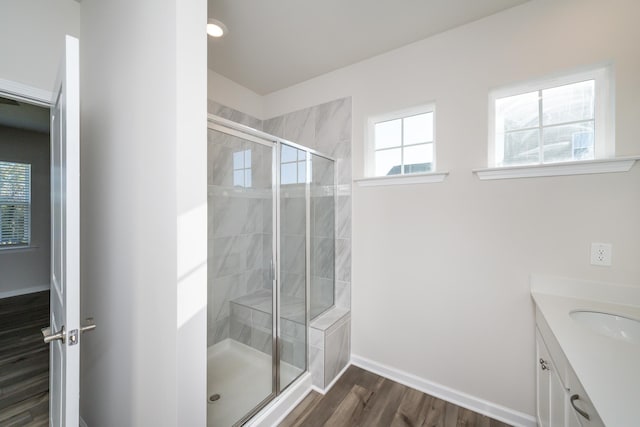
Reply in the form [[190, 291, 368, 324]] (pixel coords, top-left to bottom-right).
[[0, 93, 52, 425]]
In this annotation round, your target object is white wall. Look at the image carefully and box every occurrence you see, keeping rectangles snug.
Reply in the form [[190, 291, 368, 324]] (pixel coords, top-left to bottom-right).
[[208, 69, 264, 119], [0, 0, 79, 93], [262, 0, 640, 418], [0, 126, 50, 298], [80, 0, 207, 425]]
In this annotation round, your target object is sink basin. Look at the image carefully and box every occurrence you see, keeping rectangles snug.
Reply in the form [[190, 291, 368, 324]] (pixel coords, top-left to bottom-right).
[[570, 310, 640, 345]]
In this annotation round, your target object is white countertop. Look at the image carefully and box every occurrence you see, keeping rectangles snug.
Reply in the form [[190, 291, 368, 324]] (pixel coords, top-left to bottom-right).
[[531, 275, 640, 427]]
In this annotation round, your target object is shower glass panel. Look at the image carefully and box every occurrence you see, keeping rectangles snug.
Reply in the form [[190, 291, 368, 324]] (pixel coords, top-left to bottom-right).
[[310, 154, 335, 319], [207, 116, 336, 426], [278, 143, 308, 391], [207, 128, 275, 427]]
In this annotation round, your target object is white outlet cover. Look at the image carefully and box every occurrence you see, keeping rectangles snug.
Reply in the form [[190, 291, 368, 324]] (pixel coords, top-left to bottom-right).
[[591, 243, 612, 266]]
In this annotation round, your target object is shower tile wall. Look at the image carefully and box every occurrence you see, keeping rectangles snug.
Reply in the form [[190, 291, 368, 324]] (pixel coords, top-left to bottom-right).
[[264, 97, 352, 312], [264, 98, 352, 390]]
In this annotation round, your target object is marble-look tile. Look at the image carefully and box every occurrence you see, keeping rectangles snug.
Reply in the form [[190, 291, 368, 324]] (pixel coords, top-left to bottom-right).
[[281, 235, 306, 276], [281, 272, 305, 300], [312, 196, 334, 239], [335, 281, 351, 310], [281, 196, 306, 236], [208, 100, 262, 130], [245, 268, 267, 295], [314, 98, 352, 156], [230, 304, 252, 346], [207, 136, 235, 187], [251, 328, 273, 356], [336, 238, 351, 283], [310, 307, 349, 332], [252, 309, 273, 331], [309, 326, 324, 349], [263, 116, 285, 139], [310, 276, 334, 319], [284, 107, 315, 149], [312, 237, 334, 280], [336, 195, 351, 240], [324, 315, 351, 386], [336, 157, 352, 186], [293, 337, 307, 370], [262, 199, 273, 233], [246, 234, 263, 270], [309, 345, 325, 389], [210, 235, 248, 278], [209, 316, 229, 346], [210, 195, 247, 238]]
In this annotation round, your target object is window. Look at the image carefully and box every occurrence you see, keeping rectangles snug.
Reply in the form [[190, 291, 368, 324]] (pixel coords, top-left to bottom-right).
[[490, 67, 612, 167], [0, 161, 31, 248], [370, 105, 435, 177], [233, 149, 252, 187]]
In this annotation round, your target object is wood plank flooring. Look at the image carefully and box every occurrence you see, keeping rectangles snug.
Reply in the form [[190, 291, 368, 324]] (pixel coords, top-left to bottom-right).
[[0, 291, 49, 427], [279, 365, 512, 427]]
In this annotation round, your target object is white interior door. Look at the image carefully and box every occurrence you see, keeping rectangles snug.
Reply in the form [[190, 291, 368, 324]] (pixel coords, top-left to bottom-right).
[[47, 34, 81, 427]]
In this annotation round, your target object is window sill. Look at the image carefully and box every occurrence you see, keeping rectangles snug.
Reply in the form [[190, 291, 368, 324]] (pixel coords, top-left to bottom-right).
[[355, 171, 449, 187], [472, 157, 639, 180], [0, 245, 39, 253]]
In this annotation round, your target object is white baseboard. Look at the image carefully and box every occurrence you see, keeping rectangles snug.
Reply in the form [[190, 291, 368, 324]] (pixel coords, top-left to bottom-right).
[[0, 284, 49, 300], [248, 372, 312, 427], [79, 416, 88, 427], [351, 355, 537, 427]]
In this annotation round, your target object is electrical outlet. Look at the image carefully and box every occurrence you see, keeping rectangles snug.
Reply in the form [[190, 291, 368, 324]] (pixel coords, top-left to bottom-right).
[[590, 243, 612, 266]]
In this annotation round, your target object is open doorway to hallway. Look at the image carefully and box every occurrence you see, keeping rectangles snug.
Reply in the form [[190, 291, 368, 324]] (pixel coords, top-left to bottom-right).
[[0, 94, 51, 425]]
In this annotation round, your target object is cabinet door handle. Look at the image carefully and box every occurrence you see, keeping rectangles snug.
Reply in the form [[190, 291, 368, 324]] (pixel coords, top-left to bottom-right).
[[570, 394, 590, 421], [539, 358, 550, 371]]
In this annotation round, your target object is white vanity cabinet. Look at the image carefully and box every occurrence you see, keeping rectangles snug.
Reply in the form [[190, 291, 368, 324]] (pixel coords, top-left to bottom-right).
[[535, 322, 604, 427]]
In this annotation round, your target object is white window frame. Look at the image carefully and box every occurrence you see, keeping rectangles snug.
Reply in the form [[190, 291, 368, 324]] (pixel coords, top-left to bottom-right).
[[366, 103, 436, 177], [488, 65, 614, 168]]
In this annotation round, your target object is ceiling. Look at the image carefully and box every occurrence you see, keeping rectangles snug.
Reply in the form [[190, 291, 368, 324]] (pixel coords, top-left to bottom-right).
[[0, 97, 50, 134], [208, 0, 530, 95]]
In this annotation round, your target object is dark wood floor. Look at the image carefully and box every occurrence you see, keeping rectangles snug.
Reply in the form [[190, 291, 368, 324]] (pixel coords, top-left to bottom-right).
[[0, 291, 49, 427], [279, 365, 512, 427]]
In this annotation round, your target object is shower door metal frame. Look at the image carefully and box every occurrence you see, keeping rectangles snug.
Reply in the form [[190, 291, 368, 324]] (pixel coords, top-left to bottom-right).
[[207, 114, 336, 426]]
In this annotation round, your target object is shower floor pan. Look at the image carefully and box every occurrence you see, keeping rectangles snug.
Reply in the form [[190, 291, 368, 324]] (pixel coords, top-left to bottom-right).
[[207, 339, 302, 427]]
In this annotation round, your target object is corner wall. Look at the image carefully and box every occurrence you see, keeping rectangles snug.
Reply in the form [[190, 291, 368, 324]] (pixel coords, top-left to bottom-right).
[[261, 0, 640, 419], [80, 0, 207, 425]]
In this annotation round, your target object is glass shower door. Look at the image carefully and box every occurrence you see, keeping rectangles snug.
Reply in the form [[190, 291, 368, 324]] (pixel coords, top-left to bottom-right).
[[278, 143, 308, 391], [207, 127, 276, 427]]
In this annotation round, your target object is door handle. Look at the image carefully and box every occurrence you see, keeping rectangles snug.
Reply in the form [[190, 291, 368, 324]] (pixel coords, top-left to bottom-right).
[[42, 325, 66, 344], [80, 317, 96, 334]]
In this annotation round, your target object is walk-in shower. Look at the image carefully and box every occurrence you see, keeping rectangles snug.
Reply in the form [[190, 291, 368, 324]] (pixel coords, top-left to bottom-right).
[[207, 116, 335, 426]]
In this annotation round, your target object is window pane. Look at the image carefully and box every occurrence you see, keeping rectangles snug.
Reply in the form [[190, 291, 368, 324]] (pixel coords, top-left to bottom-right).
[[501, 129, 540, 166], [543, 121, 594, 163], [244, 169, 252, 188], [375, 119, 401, 149], [403, 143, 433, 174], [244, 149, 252, 167], [404, 112, 433, 145], [375, 148, 401, 176], [233, 151, 244, 170], [281, 162, 297, 184], [543, 80, 594, 126], [496, 91, 539, 132], [281, 144, 297, 163], [233, 170, 244, 187]]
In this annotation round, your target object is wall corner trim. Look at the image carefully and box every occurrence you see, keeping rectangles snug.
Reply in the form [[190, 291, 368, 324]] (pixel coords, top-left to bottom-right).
[[351, 354, 537, 427]]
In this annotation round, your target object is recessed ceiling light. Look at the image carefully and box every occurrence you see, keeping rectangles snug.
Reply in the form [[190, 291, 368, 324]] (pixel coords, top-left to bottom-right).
[[207, 19, 227, 38]]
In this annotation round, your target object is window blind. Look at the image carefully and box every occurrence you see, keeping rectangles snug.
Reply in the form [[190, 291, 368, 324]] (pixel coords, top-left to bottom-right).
[[0, 161, 31, 247]]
